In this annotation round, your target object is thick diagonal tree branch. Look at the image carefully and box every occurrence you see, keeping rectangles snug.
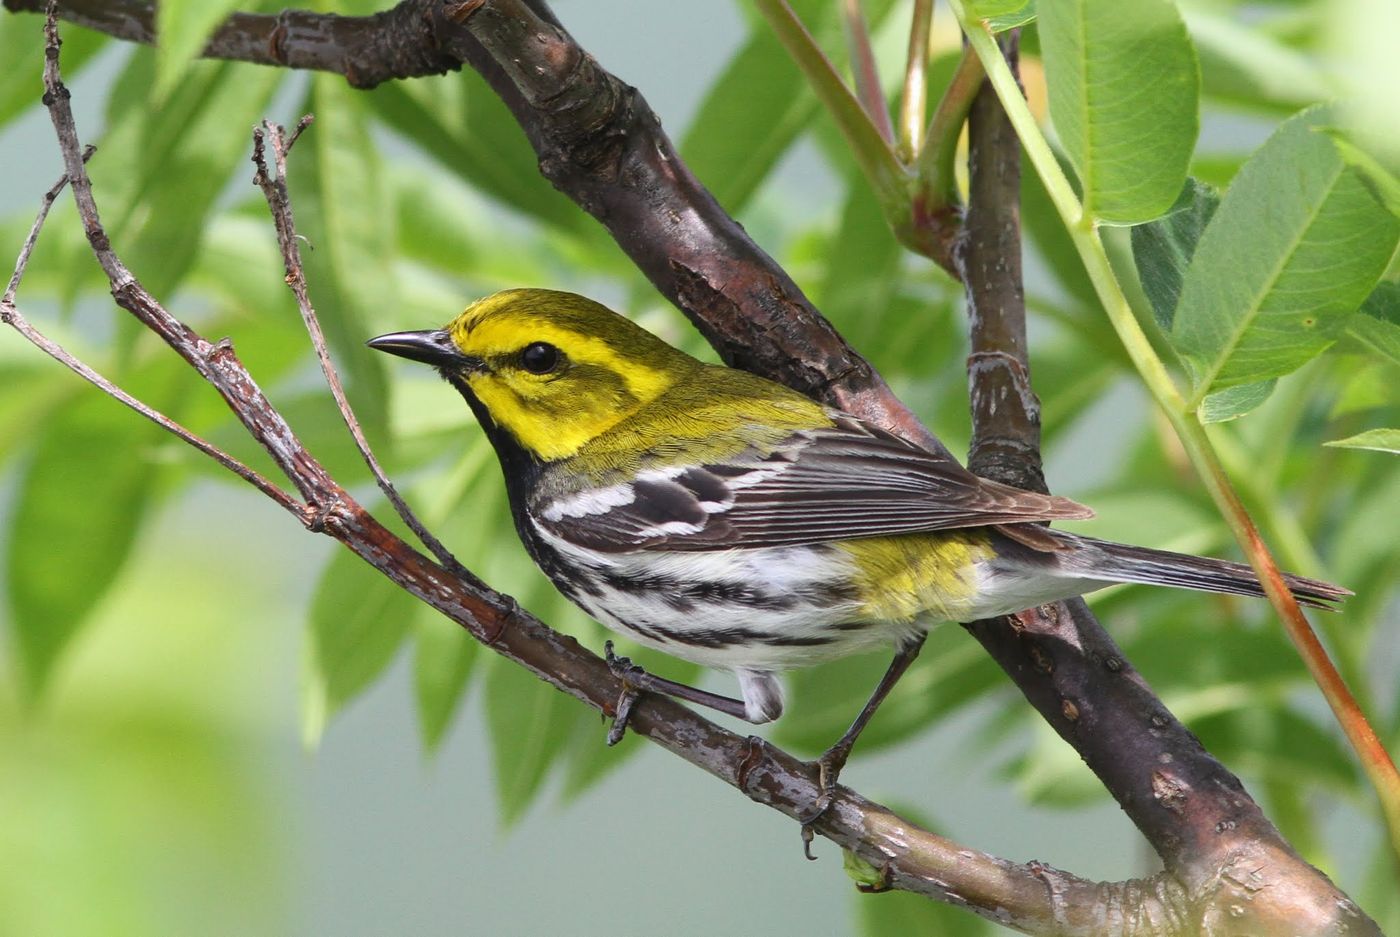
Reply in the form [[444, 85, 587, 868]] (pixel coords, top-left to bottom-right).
[[440, 0, 962, 457], [3, 1, 1379, 933]]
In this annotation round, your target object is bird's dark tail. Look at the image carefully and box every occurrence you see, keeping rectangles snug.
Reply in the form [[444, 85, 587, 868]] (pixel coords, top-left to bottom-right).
[[1043, 532, 1351, 610]]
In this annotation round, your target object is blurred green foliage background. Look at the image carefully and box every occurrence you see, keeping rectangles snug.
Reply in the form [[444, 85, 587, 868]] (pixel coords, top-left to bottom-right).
[[0, 1, 1397, 934]]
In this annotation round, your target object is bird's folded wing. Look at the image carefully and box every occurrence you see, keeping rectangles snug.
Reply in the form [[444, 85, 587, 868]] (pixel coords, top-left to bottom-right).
[[534, 421, 1092, 553]]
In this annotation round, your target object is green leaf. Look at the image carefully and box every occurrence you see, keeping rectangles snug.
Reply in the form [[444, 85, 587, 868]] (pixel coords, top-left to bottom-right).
[[1327, 132, 1400, 220], [681, 0, 834, 213], [187, 213, 295, 322], [855, 877, 993, 935], [0, 15, 106, 132], [774, 654, 892, 756], [1184, 10, 1333, 113], [1324, 429, 1400, 455], [1040, 0, 1200, 224], [389, 166, 561, 289], [229, 391, 372, 486], [1036, 350, 1120, 438], [692, 0, 904, 207], [289, 75, 393, 446], [365, 73, 584, 234], [1172, 106, 1400, 403], [818, 174, 904, 346], [843, 850, 885, 889], [1007, 721, 1104, 806], [0, 364, 71, 468], [1056, 489, 1215, 547], [1330, 360, 1395, 419], [987, 0, 1037, 33], [328, 0, 383, 12], [1188, 154, 1246, 190], [1132, 618, 1302, 691], [1347, 282, 1400, 368], [1199, 379, 1277, 424], [965, 0, 1030, 17], [774, 627, 1000, 757], [8, 394, 159, 695], [303, 544, 418, 744], [482, 656, 579, 827], [413, 608, 479, 752], [154, 0, 245, 99], [415, 446, 617, 799], [1130, 178, 1220, 331], [1193, 706, 1357, 793], [89, 53, 284, 301], [556, 632, 690, 800]]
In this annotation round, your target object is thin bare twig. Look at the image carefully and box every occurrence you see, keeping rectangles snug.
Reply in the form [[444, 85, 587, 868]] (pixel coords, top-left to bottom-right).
[[2, 301, 300, 513], [249, 117, 474, 582], [38, 5, 336, 513], [3, 147, 91, 305], [1, 161, 299, 513]]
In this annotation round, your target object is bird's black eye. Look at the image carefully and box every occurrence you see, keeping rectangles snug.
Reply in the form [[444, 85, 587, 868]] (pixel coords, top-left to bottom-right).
[[519, 341, 561, 374]]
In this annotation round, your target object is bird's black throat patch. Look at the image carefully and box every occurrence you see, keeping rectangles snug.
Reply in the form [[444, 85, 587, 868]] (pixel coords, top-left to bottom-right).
[[441, 369, 544, 530]]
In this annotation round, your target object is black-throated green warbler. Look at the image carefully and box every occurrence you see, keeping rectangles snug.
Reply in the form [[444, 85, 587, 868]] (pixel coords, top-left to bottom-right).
[[369, 289, 1346, 740]]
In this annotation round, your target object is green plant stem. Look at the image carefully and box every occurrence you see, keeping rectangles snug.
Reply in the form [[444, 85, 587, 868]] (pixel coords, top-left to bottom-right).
[[1208, 425, 1330, 582], [897, 0, 934, 161], [1181, 423, 1400, 854], [913, 46, 984, 211], [840, 0, 894, 143], [952, 0, 1400, 859], [754, 0, 907, 216]]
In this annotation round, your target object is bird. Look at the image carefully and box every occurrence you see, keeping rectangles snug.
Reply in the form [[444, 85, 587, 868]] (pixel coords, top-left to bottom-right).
[[368, 288, 1348, 779]]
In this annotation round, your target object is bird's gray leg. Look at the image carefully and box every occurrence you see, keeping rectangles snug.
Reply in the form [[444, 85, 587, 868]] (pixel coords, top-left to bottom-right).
[[800, 634, 927, 858], [604, 641, 761, 745]]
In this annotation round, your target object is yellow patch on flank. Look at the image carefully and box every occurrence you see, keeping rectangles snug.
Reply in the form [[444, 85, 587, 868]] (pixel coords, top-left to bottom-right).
[[837, 531, 995, 622]]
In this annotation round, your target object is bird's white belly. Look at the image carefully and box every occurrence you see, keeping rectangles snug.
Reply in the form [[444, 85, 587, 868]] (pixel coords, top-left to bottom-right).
[[531, 521, 915, 671]]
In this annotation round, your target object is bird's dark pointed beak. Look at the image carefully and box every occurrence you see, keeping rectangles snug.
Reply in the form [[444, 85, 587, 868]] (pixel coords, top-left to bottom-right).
[[366, 329, 480, 371]]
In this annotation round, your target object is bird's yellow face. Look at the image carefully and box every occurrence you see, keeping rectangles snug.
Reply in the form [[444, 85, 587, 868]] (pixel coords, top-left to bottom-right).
[[371, 289, 700, 461]]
